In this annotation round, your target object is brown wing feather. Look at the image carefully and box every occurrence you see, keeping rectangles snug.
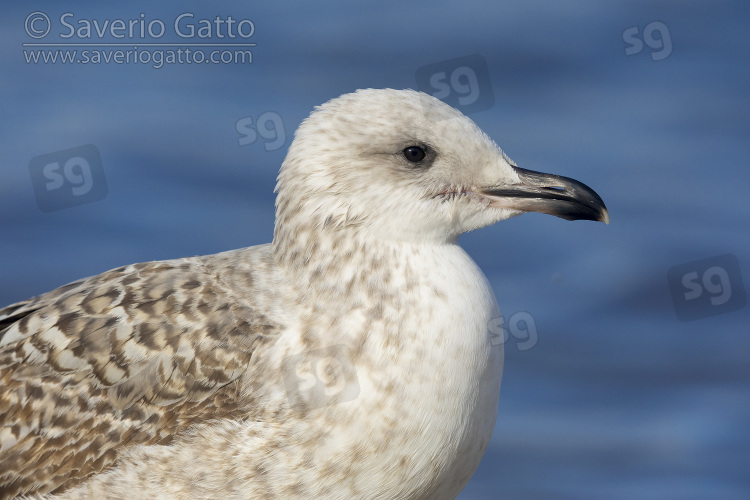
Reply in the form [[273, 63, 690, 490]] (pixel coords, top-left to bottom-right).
[[0, 253, 280, 499]]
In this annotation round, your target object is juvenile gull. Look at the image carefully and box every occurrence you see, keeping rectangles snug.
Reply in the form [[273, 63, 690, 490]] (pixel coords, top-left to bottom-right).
[[0, 89, 608, 499]]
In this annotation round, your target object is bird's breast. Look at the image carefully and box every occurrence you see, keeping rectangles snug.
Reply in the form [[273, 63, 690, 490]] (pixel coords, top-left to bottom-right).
[[271, 243, 504, 498]]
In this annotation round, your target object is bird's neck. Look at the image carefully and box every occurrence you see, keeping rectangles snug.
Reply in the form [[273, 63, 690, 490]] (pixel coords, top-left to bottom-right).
[[271, 224, 459, 303]]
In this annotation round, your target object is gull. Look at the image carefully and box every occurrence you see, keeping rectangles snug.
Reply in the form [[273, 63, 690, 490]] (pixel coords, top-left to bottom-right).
[[0, 88, 608, 500]]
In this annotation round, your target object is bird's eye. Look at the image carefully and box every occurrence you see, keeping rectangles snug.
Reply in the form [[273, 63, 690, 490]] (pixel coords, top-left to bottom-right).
[[403, 146, 426, 163]]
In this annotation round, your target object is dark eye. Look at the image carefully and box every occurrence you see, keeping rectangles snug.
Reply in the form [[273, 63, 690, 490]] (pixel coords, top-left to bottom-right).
[[403, 146, 426, 163]]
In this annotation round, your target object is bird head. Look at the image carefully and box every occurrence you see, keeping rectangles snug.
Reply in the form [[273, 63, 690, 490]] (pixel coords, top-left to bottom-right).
[[274, 88, 608, 246]]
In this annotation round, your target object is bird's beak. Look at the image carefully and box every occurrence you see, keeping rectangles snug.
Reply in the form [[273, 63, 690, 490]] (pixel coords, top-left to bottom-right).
[[481, 166, 609, 224]]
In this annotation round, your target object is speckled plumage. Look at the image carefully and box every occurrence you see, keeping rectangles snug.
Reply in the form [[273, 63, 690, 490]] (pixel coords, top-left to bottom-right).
[[0, 89, 607, 499], [0, 249, 283, 497]]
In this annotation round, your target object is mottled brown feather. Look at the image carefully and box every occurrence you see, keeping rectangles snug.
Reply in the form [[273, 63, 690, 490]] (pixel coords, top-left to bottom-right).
[[0, 249, 280, 499]]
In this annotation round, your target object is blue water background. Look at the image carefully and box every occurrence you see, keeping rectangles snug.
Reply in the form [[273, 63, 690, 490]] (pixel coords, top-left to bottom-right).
[[1, 1, 748, 498]]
